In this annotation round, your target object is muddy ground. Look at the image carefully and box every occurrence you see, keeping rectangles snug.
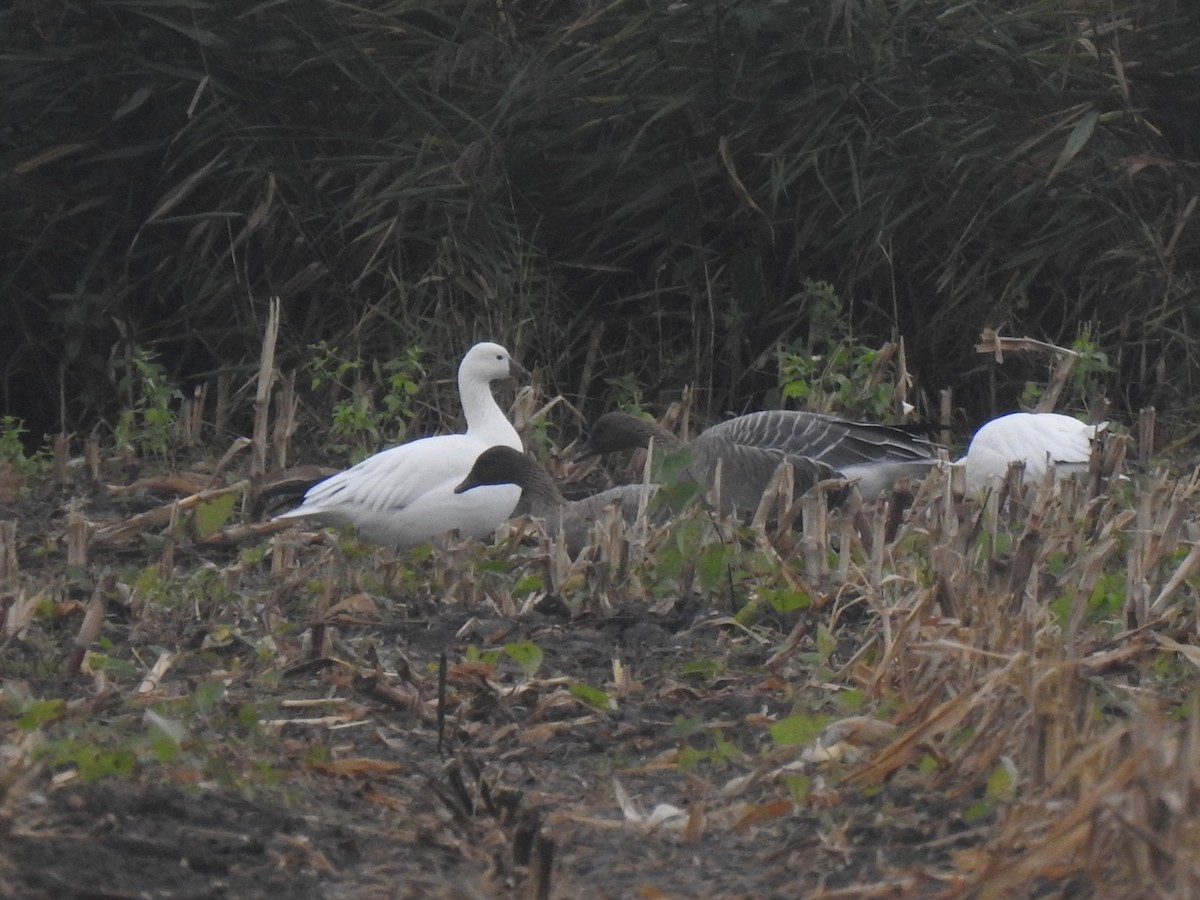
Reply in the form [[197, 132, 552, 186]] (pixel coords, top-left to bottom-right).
[[0, 461, 1096, 899]]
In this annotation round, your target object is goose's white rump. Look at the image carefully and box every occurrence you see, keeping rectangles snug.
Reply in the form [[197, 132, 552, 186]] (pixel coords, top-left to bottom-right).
[[274, 342, 526, 547], [961, 412, 1107, 494]]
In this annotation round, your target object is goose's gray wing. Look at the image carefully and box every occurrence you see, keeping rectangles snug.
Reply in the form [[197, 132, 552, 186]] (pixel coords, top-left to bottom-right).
[[688, 437, 845, 514], [701, 410, 940, 499], [703, 410, 937, 467]]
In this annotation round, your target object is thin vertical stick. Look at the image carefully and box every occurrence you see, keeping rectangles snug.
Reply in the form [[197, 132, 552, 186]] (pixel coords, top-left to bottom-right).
[[894, 336, 910, 422], [68, 574, 115, 678], [181, 383, 206, 445], [52, 435, 70, 488], [576, 322, 604, 410], [1138, 406, 1156, 464], [271, 536, 294, 579], [215, 372, 232, 441], [939, 389, 953, 449], [252, 297, 281, 478], [66, 507, 92, 567], [0, 521, 18, 581], [272, 370, 297, 471], [85, 433, 102, 484], [1035, 355, 1076, 413], [529, 835, 554, 900]]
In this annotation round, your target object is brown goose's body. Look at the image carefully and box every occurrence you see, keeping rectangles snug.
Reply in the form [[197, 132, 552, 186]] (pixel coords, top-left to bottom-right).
[[577, 410, 939, 508]]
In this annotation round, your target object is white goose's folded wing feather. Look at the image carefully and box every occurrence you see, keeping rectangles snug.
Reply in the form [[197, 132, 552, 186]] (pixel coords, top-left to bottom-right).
[[273, 340, 525, 547], [285, 435, 484, 517], [961, 412, 1108, 492]]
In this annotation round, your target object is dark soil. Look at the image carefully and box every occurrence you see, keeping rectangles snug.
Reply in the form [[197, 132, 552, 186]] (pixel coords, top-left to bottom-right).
[[1, 473, 983, 899]]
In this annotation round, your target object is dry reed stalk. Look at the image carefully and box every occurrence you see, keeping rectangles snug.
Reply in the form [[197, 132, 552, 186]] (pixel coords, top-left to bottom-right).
[[67, 573, 115, 678], [91, 483, 246, 547], [939, 388, 953, 448], [889, 338, 910, 421], [271, 535, 295, 578], [272, 370, 297, 470], [751, 458, 793, 538], [52, 434, 69, 487], [215, 371, 232, 440], [310, 567, 333, 660], [975, 329, 1082, 364], [1138, 406, 1156, 462], [575, 323, 604, 411], [178, 383, 205, 445], [801, 489, 826, 579], [65, 507, 91, 567], [970, 701, 1200, 896], [160, 530, 175, 579], [0, 521, 17, 581], [251, 297, 281, 478], [85, 432, 101, 483], [210, 437, 252, 487], [821, 448, 1200, 895]]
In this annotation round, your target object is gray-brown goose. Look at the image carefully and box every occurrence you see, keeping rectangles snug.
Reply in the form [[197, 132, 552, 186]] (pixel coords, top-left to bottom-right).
[[454, 446, 658, 557], [575, 410, 938, 507]]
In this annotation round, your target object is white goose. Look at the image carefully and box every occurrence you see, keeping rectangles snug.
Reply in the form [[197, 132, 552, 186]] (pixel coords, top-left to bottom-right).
[[960, 411, 1108, 494], [455, 446, 659, 557], [274, 342, 528, 547], [575, 410, 938, 507]]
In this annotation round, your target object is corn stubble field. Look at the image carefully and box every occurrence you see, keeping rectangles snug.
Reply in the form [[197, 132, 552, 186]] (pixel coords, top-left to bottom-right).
[[2, 350, 1200, 900], [5, 0, 1200, 894]]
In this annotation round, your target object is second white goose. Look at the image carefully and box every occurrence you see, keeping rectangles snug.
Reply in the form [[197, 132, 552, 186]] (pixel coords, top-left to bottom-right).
[[960, 411, 1108, 494], [274, 341, 528, 547]]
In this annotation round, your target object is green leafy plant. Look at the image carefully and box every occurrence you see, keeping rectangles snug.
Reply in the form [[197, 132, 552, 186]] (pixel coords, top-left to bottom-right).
[[309, 344, 424, 461], [0, 416, 49, 491], [768, 713, 828, 748], [777, 282, 901, 419], [568, 681, 612, 711], [1020, 328, 1114, 410], [112, 348, 179, 457], [504, 640, 544, 678]]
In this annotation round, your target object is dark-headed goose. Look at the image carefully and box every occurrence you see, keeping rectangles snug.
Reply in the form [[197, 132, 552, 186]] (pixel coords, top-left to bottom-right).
[[454, 445, 657, 557], [275, 342, 528, 547]]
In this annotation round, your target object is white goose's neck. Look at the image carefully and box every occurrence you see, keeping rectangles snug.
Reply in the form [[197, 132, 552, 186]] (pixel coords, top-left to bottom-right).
[[461, 373, 520, 447]]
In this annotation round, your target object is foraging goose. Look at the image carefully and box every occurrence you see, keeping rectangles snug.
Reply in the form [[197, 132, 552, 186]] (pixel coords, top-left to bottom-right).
[[575, 410, 938, 508], [960, 412, 1108, 494], [274, 342, 528, 547], [454, 446, 658, 557]]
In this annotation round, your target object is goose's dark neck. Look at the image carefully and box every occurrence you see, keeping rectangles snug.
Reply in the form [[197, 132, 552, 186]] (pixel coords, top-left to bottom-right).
[[589, 413, 681, 454], [518, 462, 568, 513]]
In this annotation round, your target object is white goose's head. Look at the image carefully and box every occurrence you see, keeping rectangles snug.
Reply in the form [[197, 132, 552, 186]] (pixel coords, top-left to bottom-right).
[[460, 341, 529, 384]]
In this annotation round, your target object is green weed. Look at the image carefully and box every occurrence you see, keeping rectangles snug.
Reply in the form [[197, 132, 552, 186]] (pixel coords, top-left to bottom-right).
[[112, 348, 179, 458]]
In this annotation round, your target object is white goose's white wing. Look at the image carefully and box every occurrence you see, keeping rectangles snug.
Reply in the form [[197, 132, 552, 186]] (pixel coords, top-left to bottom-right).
[[962, 412, 1106, 493], [276, 433, 520, 546], [273, 341, 524, 547]]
